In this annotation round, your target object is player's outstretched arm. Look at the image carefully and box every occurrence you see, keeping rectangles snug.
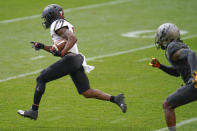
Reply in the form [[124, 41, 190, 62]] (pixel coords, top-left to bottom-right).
[[149, 58, 180, 77], [43, 45, 52, 52], [30, 41, 52, 53], [55, 27, 77, 56], [159, 65, 180, 77]]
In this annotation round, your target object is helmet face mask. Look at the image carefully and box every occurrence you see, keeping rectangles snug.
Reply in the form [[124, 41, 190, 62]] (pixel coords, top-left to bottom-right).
[[155, 30, 169, 50], [42, 4, 64, 29], [155, 39, 168, 50], [155, 23, 180, 50], [42, 17, 51, 29]]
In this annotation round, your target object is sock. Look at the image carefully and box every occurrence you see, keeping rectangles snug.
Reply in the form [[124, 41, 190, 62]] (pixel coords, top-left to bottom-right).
[[110, 96, 115, 103], [168, 126, 176, 131], [32, 104, 39, 111]]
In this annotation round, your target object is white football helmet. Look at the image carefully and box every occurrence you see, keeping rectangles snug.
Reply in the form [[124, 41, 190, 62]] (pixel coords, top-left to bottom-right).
[[155, 23, 180, 50]]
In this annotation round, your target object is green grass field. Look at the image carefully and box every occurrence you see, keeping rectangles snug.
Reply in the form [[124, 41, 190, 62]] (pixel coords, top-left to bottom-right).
[[0, 0, 197, 130]]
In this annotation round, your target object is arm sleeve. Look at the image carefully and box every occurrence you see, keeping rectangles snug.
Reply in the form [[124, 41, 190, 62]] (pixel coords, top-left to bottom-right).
[[179, 49, 197, 74], [159, 64, 180, 77]]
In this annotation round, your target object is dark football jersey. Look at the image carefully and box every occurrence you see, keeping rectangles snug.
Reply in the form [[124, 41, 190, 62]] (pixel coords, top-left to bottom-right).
[[166, 41, 192, 83]]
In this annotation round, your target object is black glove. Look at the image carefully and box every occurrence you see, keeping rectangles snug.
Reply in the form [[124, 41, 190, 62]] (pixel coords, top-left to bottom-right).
[[51, 50, 62, 57], [30, 41, 44, 50]]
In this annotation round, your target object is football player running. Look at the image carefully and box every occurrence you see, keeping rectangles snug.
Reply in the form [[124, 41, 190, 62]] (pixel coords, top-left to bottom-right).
[[150, 23, 197, 131], [17, 4, 127, 120]]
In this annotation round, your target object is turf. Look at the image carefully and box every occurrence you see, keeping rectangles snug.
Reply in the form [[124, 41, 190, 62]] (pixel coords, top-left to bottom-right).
[[0, 0, 197, 130]]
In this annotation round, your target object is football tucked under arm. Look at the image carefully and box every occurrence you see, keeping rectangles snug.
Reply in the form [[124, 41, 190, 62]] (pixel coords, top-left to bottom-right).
[[50, 40, 67, 57], [51, 40, 67, 52], [55, 27, 77, 56]]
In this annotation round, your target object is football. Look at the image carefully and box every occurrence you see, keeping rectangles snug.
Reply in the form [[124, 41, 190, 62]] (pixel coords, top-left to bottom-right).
[[51, 40, 66, 51]]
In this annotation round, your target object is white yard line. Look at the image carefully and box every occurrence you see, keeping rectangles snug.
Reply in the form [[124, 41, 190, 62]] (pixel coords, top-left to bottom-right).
[[153, 117, 197, 131], [0, 0, 132, 24], [46, 116, 64, 122], [111, 118, 126, 123], [31, 55, 45, 60], [182, 34, 197, 40], [137, 57, 150, 62], [86, 45, 154, 61], [0, 69, 42, 83]]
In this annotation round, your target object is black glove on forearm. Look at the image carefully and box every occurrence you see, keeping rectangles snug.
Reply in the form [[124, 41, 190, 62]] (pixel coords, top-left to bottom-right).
[[30, 41, 44, 50]]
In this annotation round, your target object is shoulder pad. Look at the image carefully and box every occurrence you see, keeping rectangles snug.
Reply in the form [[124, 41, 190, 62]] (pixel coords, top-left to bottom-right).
[[51, 19, 68, 32], [166, 41, 188, 60]]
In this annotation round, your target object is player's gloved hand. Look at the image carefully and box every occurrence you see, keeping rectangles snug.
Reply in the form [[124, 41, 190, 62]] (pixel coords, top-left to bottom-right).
[[51, 50, 62, 57], [149, 58, 160, 68], [30, 41, 44, 50]]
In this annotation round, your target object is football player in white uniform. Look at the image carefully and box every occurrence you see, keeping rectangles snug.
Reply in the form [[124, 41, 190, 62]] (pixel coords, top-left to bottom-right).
[[17, 4, 127, 120]]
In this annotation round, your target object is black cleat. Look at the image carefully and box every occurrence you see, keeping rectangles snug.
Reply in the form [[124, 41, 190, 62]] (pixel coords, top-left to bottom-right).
[[17, 109, 38, 120], [114, 94, 127, 113]]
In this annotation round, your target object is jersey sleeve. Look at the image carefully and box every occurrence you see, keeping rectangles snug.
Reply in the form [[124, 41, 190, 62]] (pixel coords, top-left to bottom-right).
[[166, 41, 189, 60], [159, 64, 180, 77], [51, 19, 70, 32]]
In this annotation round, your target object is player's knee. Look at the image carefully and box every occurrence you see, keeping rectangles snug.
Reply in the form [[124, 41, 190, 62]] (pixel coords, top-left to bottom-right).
[[82, 92, 91, 98], [36, 76, 40, 83], [36, 87, 45, 95], [163, 100, 168, 109], [36, 75, 46, 95], [82, 89, 94, 98], [35, 83, 46, 95], [163, 100, 172, 110], [36, 74, 46, 83], [82, 94, 91, 98]]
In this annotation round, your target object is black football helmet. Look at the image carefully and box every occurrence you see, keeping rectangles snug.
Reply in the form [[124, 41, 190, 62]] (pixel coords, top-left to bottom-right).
[[42, 4, 64, 29]]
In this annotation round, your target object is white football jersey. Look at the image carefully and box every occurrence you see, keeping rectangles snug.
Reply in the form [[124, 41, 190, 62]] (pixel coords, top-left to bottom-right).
[[50, 19, 79, 54], [50, 19, 94, 73]]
